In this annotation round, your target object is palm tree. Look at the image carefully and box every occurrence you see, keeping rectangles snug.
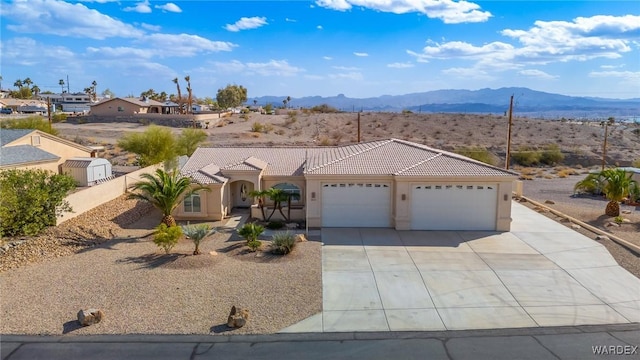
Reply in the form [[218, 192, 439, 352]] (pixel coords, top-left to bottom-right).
[[577, 169, 637, 216], [31, 85, 40, 98], [14, 79, 22, 88], [265, 188, 289, 221], [127, 169, 210, 227], [83, 87, 92, 97], [286, 96, 291, 108], [282, 99, 287, 108], [285, 191, 300, 222], [23, 78, 32, 87], [59, 79, 65, 93], [574, 172, 605, 196], [173, 77, 183, 114], [185, 75, 193, 115], [249, 189, 269, 220], [91, 80, 97, 101]]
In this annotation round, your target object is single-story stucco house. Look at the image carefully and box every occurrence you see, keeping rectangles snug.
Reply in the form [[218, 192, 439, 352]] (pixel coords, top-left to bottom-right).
[[176, 139, 518, 231]]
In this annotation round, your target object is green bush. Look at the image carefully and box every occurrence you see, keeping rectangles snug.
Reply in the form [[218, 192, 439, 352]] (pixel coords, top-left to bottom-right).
[[539, 144, 564, 166], [52, 112, 67, 123], [511, 147, 541, 167], [247, 239, 262, 252], [238, 223, 264, 244], [266, 221, 284, 230], [154, 223, 182, 254], [271, 231, 296, 255], [0, 116, 58, 135], [251, 122, 263, 133], [310, 104, 339, 113], [454, 147, 496, 165], [0, 169, 75, 236]]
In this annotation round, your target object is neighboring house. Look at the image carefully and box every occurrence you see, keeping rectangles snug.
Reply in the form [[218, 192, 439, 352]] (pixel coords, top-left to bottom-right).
[[0, 99, 48, 113], [177, 139, 518, 231], [89, 97, 165, 116], [0, 129, 96, 173], [39, 93, 93, 113], [618, 167, 640, 183], [192, 104, 210, 113]]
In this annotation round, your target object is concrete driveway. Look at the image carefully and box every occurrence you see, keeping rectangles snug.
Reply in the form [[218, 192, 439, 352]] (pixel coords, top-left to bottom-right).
[[281, 202, 640, 332]]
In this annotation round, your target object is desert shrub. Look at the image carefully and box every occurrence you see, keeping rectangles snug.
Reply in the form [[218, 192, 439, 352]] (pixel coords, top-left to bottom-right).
[[0, 116, 58, 135], [241, 108, 250, 114], [454, 147, 496, 166], [557, 168, 577, 178], [614, 216, 624, 224], [238, 223, 264, 244], [52, 112, 67, 123], [247, 239, 262, 252], [154, 223, 182, 254], [539, 144, 564, 165], [176, 128, 207, 156], [511, 147, 541, 167], [0, 169, 75, 236], [181, 223, 212, 255], [274, 129, 286, 135], [263, 123, 274, 134], [251, 122, 263, 133], [629, 183, 640, 202], [310, 104, 339, 113], [117, 125, 176, 167], [271, 231, 296, 255], [266, 221, 284, 230], [240, 113, 250, 121], [319, 136, 332, 146]]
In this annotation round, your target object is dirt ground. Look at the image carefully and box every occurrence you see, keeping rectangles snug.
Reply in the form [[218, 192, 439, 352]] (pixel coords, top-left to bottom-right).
[[54, 112, 640, 167]]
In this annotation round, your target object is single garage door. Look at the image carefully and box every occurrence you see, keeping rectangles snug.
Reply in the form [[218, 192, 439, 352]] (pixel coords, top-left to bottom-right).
[[411, 184, 498, 230], [322, 182, 392, 227]]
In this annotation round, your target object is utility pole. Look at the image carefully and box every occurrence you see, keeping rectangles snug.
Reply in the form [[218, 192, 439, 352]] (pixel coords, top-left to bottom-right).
[[602, 122, 608, 171], [505, 95, 514, 170], [357, 112, 361, 143]]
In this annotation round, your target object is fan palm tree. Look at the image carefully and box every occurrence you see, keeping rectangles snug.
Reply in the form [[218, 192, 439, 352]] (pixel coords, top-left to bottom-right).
[[600, 169, 637, 216], [31, 85, 40, 97], [59, 79, 65, 93], [578, 169, 637, 216], [286, 96, 291, 108], [14, 79, 22, 88], [181, 223, 212, 255], [23, 78, 32, 87], [91, 80, 97, 101], [127, 169, 210, 227], [265, 188, 290, 221]]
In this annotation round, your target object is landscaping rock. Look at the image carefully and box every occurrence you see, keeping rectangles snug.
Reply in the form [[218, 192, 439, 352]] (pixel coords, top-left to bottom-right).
[[606, 222, 620, 227], [596, 235, 610, 241], [285, 223, 299, 229], [571, 224, 581, 229], [227, 306, 249, 328], [295, 234, 308, 242], [621, 210, 632, 214], [545, 200, 555, 205], [77, 309, 104, 326], [622, 218, 631, 223]]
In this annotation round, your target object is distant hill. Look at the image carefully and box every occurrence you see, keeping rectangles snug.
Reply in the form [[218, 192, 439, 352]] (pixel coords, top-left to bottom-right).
[[252, 87, 640, 120]]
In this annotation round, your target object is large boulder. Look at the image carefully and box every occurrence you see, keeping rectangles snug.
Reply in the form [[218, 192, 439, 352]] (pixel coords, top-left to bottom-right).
[[227, 306, 250, 328], [77, 309, 104, 326]]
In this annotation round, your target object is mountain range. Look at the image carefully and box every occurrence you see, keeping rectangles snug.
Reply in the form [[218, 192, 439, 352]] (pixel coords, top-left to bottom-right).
[[253, 87, 640, 120]]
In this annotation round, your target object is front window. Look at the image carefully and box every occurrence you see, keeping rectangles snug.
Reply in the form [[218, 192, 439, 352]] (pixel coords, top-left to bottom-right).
[[273, 183, 301, 203], [183, 193, 201, 213]]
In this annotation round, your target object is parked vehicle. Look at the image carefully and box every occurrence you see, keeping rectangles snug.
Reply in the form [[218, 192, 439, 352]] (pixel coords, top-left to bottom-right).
[[0, 108, 13, 114]]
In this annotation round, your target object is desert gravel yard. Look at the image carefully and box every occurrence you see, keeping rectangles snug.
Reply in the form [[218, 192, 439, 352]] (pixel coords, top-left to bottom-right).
[[0, 220, 322, 335]]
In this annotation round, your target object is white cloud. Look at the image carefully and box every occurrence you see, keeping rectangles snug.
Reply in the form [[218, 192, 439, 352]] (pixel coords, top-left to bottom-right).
[[354, 52, 369, 57], [285, 18, 297, 22], [3, 0, 144, 39], [144, 34, 237, 55], [124, 0, 151, 13], [518, 69, 557, 79], [329, 72, 363, 80], [387, 62, 414, 68], [155, 3, 182, 13], [225, 17, 268, 32], [304, 75, 325, 80], [317, 25, 324, 30], [1, 37, 75, 66], [86, 46, 155, 59], [141, 23, 161, 31], [589, 70, 640, 81], [214, 60, 304, 76], [408, 15, 640, 69], [442, 67, 494, 80], [315, 0, 491, 24], [600, 64, 624, 69], [332, 66, 360, 70], [323, 56, 333, 60]]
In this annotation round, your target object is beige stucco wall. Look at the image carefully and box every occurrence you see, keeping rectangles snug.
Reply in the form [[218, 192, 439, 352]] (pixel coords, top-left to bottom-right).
[[90, 99, 145, 116], [58, 164, 161, 224], [174, 184, 225, 221], [5, 131, 94, 171], [0, 160, 60, 173]]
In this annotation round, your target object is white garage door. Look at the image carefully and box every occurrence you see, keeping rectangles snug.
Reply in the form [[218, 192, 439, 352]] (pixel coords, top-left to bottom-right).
[[411, 184, 498, 230], [322, 183, 391, 227]]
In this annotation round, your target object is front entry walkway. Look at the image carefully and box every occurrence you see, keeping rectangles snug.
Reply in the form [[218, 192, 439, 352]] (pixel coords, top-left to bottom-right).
[[281, 202, 640, 332]]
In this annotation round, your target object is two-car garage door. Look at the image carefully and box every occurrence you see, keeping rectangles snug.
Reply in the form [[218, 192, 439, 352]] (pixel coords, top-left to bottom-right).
[[321, 183, 391, 227], [411, 184, 498, 230]]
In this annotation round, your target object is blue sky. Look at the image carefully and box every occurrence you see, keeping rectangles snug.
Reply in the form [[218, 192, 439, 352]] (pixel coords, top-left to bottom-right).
[[1, 0, 639, 100]]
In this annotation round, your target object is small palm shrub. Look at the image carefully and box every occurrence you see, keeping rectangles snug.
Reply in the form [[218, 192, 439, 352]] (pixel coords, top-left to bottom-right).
[[154, 223, 182, 254], [182, 223, 212, 255], [271, 231, 296, 255], [238, 223, 264, 251]]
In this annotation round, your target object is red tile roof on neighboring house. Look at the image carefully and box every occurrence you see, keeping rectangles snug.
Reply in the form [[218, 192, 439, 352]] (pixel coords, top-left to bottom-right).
[[181, 139, 517, 184]]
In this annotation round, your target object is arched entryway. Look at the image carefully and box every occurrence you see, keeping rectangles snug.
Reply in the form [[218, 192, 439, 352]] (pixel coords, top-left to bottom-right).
[[231, 180, 254, 209]]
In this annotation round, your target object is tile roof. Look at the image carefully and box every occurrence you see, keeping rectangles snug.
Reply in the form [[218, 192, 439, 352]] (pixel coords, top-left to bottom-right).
[[0, 129, 33, 146], [0, 145, 59, 166], [181, 139, 517, 184]]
